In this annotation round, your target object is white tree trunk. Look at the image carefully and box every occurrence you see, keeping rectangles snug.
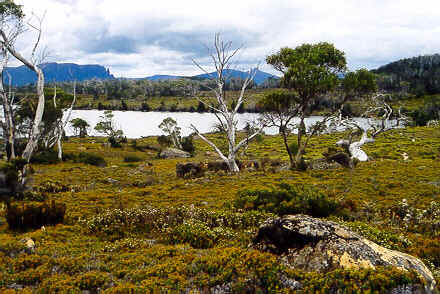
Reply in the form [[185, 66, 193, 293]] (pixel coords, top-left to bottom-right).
[[337, 131, 374, 162], [1, 28, 46, 163], [0, 52, 15, 159], [57, 135, 62, 160], [22, 67, 44, 162]]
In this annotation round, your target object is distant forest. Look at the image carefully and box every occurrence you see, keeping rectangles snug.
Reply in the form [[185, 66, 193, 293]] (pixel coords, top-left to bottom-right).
[[374, 54, 440, 96], [15, 76, 280, 100]]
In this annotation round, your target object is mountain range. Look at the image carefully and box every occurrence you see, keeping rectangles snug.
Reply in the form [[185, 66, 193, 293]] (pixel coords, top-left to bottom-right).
[[5, 63, 114, 86], [135, 69, 278, 85], [4, 63, 278, 86]]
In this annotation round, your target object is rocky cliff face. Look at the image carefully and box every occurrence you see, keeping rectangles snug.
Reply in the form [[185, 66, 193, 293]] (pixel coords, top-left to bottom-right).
[[253, 214, 436, 292]]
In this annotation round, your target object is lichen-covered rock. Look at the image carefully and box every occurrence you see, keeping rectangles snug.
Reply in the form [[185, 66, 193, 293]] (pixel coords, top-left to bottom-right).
[[159, 148, 190, 159], [253, 215, 436, 292]]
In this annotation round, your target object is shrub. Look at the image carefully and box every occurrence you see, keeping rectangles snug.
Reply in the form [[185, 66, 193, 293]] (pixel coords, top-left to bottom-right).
[[392, 199, 440, 236], [141, 102, 151, 112], [288, 142, 299, 156], [30, 149, 59, 164], [410, 97, 440, 126], [82, 206, 270, 240], [0, 157, 30, 201], [181, 136, 195, 155], [234, 183, 345, 218], [108, 136, 123, 148], [6, 200, 66, 230], [168, 219, 222, 249], [123, 155, 142, 163], [73, 152, 107, 167], [157, 135, 172, 148], [76, 271, 110, 291]]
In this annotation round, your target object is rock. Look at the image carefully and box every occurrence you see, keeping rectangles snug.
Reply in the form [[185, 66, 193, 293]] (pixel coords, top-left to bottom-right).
[[427, 120, 440, 127], [402, 152, 409, 161], [107, 177, 118, 184], [159, 148, 190, 159], [390, 285, 426, 294], [20, 237, 35, 253], [279, 274, 302, 290], [308, 158, 343, 170], [253, 215, 436, 291], [7, 283, 24, 290], [211, 282, 232, 294]]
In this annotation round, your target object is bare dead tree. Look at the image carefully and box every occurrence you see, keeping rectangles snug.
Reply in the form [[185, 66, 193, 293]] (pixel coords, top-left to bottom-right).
[[0, 11, 46, 163], [190, 33, 264, 172], [0, 47, 16, 159], [333, 93, 409, 162], [44, 81, 76, 160], [0, 1, 26, 160]]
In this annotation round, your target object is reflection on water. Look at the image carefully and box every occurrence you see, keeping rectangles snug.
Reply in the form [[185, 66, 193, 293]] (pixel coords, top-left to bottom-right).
[[64, 110, 376, 138]]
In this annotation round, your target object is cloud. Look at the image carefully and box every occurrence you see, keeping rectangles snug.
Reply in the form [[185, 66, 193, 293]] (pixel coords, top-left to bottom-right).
[[11, 0, 440, 77]]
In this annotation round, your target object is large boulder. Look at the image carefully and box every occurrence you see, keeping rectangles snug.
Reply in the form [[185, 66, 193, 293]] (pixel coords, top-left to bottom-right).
[[159, 148, 190, 159], [253, 214, 436, 292]]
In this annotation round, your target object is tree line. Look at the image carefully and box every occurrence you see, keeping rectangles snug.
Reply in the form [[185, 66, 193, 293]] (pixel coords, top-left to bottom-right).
[[13, 74, 275, 100]]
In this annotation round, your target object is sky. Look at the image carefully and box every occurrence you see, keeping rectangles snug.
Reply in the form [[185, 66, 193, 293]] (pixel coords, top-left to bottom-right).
[[11, 0, 440, 78]]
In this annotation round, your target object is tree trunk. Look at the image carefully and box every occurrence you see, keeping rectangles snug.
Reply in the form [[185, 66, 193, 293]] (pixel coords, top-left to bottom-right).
[[1, 96, 15, 160], [22, 67, 44, 162], [294, 116, 306, 169], [227, 157, 239, 173], [348, 131, 374, 162], [336, 131, 374, 162], [57, 135, 62, 160], [0, 54, 15, 160], [281, 126, 294, 167]]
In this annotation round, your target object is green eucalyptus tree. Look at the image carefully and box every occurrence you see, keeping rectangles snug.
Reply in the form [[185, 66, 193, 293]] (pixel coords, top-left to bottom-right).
[[159, 117, 182, 149], [265, 44, 377, 169], [266, 42, 346, 168]]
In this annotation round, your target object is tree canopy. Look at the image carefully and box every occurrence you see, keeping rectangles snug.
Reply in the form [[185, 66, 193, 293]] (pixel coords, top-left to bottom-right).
[[267, 42, 346, 102]]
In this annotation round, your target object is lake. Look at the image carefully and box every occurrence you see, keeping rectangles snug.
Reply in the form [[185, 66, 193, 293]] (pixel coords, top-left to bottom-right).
[[64, 110, 374, 138]]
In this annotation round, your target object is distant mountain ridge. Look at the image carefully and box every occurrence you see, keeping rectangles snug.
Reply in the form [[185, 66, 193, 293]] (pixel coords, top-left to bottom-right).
[[5, 62, 277, 86], [144, 74, 183, 81], [143, 69, 277, 85], [5, 62, 114, 86]]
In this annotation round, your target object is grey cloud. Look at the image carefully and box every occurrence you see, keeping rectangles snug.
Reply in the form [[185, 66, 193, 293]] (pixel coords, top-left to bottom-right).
[[81, 34, 139, 54], [74, 13, 262, 60], [18, 0, 440, 77]]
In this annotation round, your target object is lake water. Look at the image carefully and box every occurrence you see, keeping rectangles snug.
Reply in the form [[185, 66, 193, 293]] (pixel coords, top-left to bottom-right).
[[64, 110, 374, 138]]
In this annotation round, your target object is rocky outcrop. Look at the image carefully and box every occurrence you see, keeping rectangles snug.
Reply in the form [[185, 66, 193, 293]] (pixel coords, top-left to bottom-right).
[[159, 148, 190, 159], [253, 215, 436, 292]]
